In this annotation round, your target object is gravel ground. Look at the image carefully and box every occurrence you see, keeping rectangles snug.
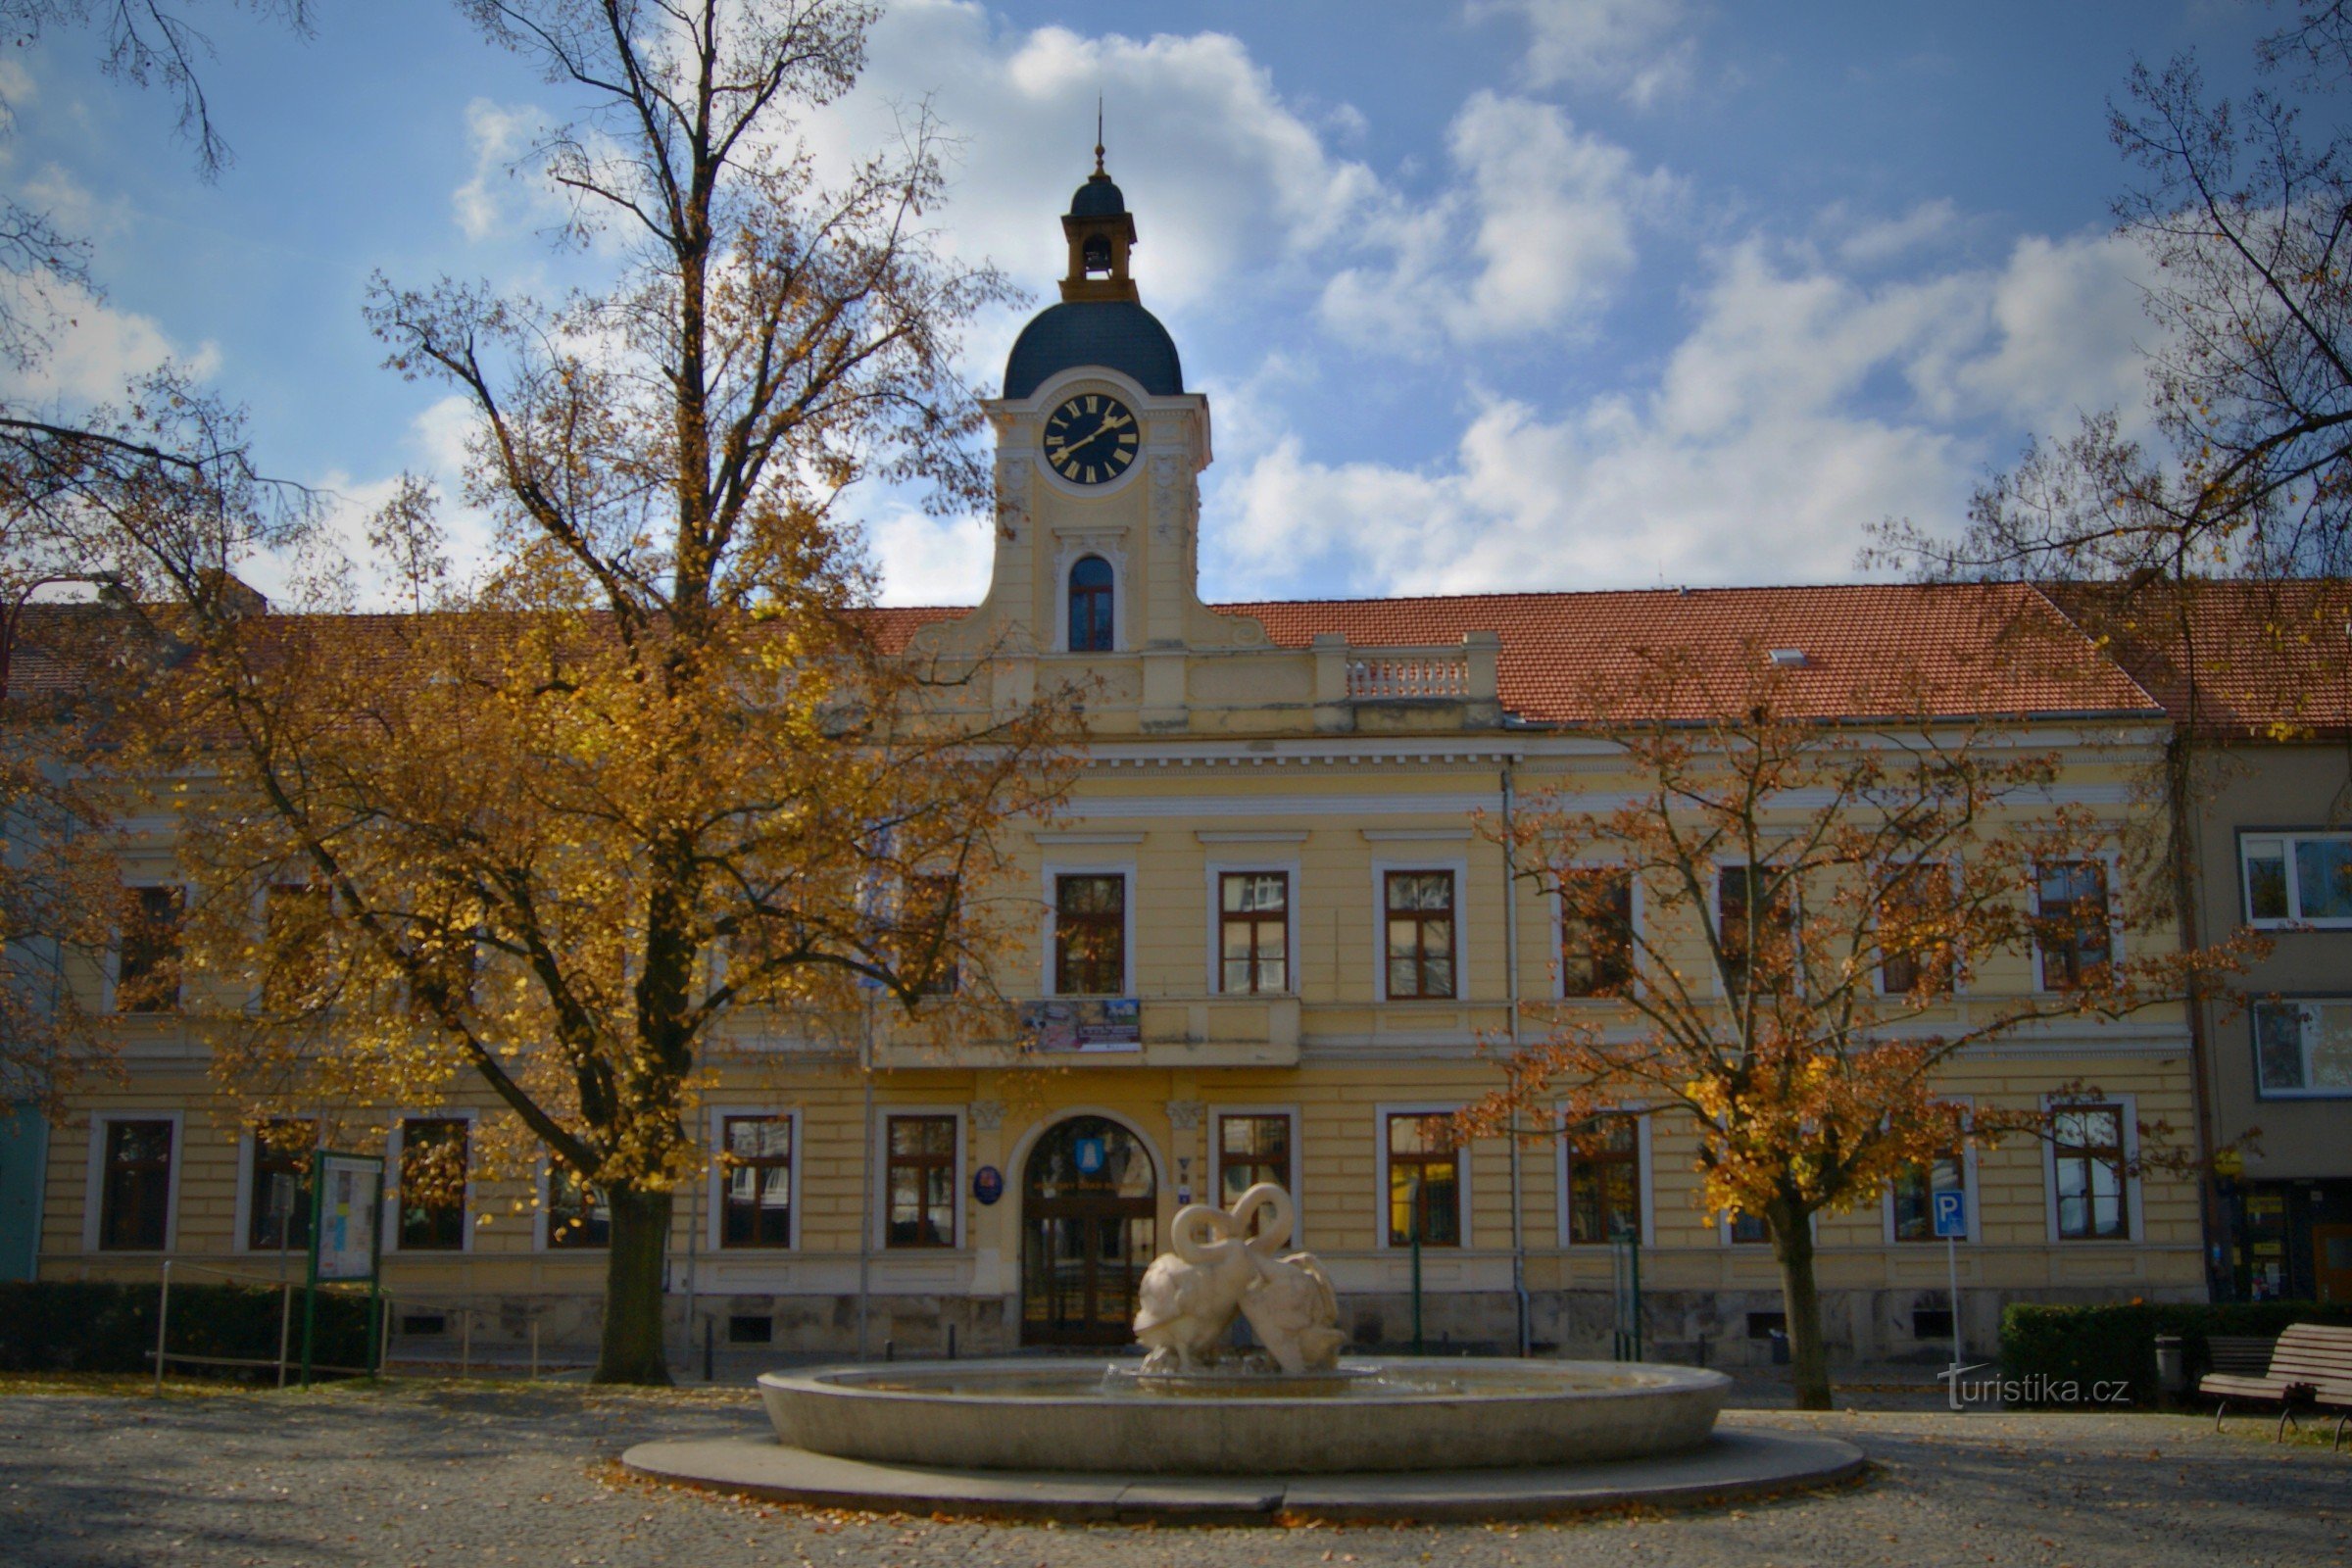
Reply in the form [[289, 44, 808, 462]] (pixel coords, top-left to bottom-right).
[[1, 1383, 2344, 1568]]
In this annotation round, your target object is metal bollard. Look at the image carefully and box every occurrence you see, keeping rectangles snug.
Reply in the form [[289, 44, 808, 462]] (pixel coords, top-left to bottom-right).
[[885, 1338, 895, 1362], [947, 1324, 956, 1361], [702, 1316, 713, 1383], [153, 1260, 172, 1396], [276, 1282, 295, 1388]]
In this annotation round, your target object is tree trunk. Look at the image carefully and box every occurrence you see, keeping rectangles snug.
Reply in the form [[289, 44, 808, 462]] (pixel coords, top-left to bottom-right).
[[1769, 1206, 1833, 1410], [595, 1185, 674, 1385]]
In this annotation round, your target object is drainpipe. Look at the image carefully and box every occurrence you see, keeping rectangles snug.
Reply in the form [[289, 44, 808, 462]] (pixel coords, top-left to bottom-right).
[[1501, 763, 1530, 1357]]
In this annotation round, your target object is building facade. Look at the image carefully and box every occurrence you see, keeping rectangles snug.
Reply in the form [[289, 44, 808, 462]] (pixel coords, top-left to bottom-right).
[[2077, 582, 2352, 1305], [24, 169, 2225, 1365]]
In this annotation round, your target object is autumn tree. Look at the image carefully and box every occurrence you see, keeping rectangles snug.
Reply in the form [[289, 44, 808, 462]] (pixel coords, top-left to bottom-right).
[[1455, 636, 2251, 1410], [1, 4, 314, 1112], [122, 0, 1078, 1384]]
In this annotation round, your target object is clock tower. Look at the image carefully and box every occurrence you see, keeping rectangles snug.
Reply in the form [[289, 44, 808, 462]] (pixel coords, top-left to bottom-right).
[[910, 149, 1272, 731]]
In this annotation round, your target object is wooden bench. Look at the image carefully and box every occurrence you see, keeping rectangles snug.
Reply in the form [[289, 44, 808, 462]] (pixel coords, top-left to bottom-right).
[[2198, 1323, 2352, 1446]]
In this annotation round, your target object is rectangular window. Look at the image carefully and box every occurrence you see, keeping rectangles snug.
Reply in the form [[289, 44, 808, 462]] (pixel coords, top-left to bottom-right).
[[245, 1121, 313, 1252], [2034, 861, 2112, 991], [1054, 873, 1126, 996], [1218, 872, 1290, 994], [1879, 861, 1955, 997], [721, 1114, 794, 1249], [2241, 833, 2352, 927], [396, 1117, 469, 1250], [1216, 1112, 1294, 1207], [262, 885, 331, 1015], [1890, 1151, 1965, 1243], [2052, 1105, 2129, 1240], [547, 1165, 610, 1250], [98, 1118, 173, 1250], [1558, 870, 1634, 999], [1386, 1112, 1460, 1247], [406, 920, 478, 1023], [1565, 1116, 1641, 1245], [885, 1114, 956, 1248], [116, 886, 184, 1013], [1728, 1209, 1770, 1245], [895, 875, 959, 996], [2252, 1000, 2352, 1098], [1384, 871, 1456, 1001], [1715, 864, 1790, 998]]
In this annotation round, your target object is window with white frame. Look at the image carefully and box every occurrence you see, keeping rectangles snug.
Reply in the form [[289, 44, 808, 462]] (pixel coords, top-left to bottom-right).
[[115, 884, 184, 1013], [394, 1116, 470, 1250], [1557, 870, 1634, 999], [2252, 999, 2352, 1098], [1889, 1149, 1967, 1243], [2034, 860, 2113, 991], [884, 1113, 957, 1248], [95, 1116, 176, 1250], [2050, 1103, 2131, 1240], [1384, 1111, 1462, 1247], [546, 1163, 610, 1250], [1217, 871, 1290, 994], [2241, 832, 2352, 927], [1383, 870, 1457, 1001], [1053, 872, 1127, 996], [1213, 1110, 1297, 1225], [719, 1112, 795, 1249], [1562, 1114, 1643, 1244], [244, 1119, 314, 1252]]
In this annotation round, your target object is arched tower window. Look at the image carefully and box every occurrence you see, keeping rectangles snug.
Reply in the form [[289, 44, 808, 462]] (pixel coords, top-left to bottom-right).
[[1068, 556, 1114, 652]]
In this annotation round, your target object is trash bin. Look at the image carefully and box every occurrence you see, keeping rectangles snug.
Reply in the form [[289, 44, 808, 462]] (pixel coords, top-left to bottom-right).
[[2154, 1333, 2185, 1397], [1769, 1328, 1790, 1365]]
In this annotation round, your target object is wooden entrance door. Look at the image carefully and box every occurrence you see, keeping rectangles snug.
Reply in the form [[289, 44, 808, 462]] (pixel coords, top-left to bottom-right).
[[1021, 1116, 1155, 1347], [2316, 1223, 2352, 1303]]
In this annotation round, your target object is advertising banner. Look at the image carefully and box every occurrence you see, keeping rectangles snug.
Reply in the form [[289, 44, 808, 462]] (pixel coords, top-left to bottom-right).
[[1019, 998, 1142, 1053]]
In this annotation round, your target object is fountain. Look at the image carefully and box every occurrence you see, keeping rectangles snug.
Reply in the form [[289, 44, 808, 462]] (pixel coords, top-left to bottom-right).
[[624, 1184, 1865, 1520]]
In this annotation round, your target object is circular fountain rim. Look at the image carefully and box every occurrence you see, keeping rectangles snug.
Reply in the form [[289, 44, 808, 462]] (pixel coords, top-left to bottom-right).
[[761, 1354, 1734, 1411]]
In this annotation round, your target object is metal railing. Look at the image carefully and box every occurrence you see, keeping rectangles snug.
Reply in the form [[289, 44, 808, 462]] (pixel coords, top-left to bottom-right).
[[146, 1259, 581, 1392]]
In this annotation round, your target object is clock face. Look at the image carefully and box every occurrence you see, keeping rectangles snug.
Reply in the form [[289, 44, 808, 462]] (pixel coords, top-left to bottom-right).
[[1042, 393, 1140, 486]]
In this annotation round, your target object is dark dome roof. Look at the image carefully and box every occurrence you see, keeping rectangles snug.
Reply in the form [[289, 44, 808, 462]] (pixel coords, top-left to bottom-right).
[[1069, 172, 1126, 218], [1004, 300, 1184, 399]]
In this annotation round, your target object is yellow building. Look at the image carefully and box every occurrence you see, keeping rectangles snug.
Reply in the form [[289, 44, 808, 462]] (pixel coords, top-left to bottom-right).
[[29, 166, 2212, 1366]]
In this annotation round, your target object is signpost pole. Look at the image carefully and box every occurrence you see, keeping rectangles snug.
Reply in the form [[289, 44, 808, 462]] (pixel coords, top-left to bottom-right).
[[1934, 1187, 1966, 1374], [300, 1161, 324, 1391]]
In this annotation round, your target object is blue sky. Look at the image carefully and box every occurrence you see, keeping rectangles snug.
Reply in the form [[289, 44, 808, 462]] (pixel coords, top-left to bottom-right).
[[0, 1, 2318, 606]]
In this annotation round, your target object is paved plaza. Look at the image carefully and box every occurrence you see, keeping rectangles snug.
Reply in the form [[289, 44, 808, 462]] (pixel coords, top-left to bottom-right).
[[0, 1382, 2344, 1567]]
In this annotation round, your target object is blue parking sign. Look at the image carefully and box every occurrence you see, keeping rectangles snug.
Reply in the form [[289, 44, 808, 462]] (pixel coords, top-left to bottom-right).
[[1932, 1189, 1967, 1239]]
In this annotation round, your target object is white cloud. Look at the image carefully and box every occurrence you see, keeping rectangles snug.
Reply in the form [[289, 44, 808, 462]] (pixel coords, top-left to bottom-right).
[[451, 98, 562, 243], [0, 272, 219, 401], [799, 1, 1382, 316], [1470, 0, 1697, 107], [1825, 198, 1962, 269], [1318, 93, 1676, 353], [865, 508, 994, 605], [1204, 226, 2160, 599]]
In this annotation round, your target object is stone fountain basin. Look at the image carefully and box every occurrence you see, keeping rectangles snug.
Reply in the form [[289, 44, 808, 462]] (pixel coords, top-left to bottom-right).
[[757, 1357, 1731, 1474]]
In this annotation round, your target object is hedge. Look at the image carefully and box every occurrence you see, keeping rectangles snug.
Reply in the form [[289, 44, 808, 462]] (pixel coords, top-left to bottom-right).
[[0, 1280, 375, 1377], [1998, 1299, 2352, 1407]]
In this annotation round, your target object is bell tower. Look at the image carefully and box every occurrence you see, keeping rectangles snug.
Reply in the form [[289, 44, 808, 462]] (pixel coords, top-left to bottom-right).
[[1060, 130, 1139, 304], [907, 141, 1274, 731]]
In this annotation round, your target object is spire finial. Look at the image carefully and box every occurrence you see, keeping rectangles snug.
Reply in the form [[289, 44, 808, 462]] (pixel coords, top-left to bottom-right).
[[1094, 97, 1105, 174]]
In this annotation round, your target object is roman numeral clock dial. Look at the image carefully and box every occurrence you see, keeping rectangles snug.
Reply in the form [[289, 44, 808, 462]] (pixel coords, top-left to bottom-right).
[[1041, 394, 1139, 486]]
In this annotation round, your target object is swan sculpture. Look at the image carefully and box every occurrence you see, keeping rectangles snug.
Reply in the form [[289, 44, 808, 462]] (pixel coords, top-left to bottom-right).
[[1134, 1182, 1344, 1375]]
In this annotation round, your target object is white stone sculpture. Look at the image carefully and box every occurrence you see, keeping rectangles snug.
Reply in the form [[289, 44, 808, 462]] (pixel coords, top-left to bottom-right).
[[1133, 1182, 1345, 1376], [1238, 1249, 1347, 1375]]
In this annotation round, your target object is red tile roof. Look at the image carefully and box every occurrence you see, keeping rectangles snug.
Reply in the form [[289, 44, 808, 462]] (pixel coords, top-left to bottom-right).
[[1216, 582, 2157, 723], [2044, 578, 2352, 739], [858, 583, 2159, 724]]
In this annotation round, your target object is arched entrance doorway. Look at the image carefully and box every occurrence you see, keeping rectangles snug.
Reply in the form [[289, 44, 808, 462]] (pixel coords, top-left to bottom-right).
[[1021, 1114, 1156, 1347]]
